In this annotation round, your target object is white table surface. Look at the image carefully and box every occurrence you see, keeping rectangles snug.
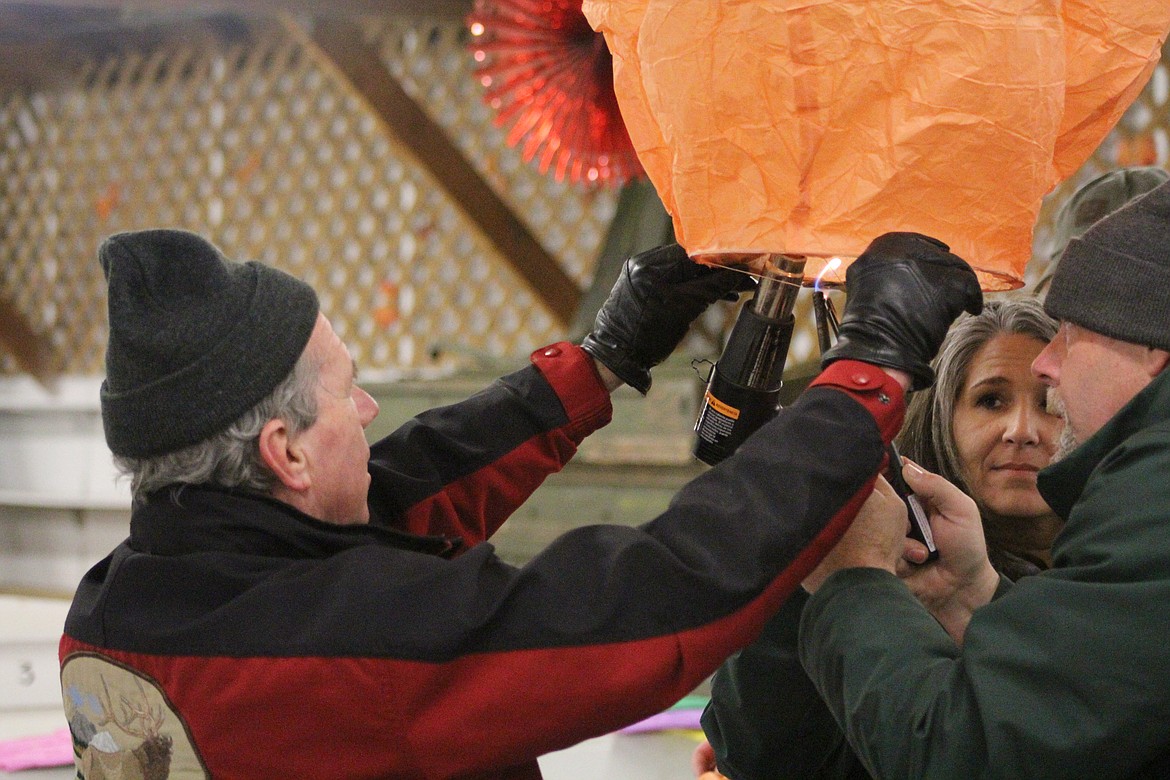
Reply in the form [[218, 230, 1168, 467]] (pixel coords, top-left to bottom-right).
[[1, 709, 703, 779]]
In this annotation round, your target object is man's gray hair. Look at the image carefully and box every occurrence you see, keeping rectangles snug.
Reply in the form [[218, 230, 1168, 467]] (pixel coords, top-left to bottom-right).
[[114, 349, 320, 504], [896, 297, 1057, 497]]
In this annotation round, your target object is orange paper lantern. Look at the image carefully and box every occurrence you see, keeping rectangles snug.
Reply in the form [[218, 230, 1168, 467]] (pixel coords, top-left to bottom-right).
[[582, 1, 1170, 289]]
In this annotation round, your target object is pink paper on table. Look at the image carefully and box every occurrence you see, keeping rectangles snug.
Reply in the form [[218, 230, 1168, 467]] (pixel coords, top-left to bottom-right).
[[618, 708, 702, 734], [0, 727, 74, 771]]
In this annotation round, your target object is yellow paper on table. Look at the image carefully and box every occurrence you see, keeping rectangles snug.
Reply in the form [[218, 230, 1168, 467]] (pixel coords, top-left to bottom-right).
[[582, 0, 1170, 290]]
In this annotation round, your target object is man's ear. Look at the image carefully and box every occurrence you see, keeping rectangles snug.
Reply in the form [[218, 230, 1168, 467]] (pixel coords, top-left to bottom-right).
[[1146, 347, 1170, 378], [258, 417, 310, 492]]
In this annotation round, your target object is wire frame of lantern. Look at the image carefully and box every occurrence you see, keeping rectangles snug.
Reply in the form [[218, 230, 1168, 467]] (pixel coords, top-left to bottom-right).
[[467, 0, 645, 186]]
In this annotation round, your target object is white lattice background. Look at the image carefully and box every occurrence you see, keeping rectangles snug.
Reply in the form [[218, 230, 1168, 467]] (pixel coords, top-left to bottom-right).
[[1, 25, 1168, 377], [0, 17, 620, 379]]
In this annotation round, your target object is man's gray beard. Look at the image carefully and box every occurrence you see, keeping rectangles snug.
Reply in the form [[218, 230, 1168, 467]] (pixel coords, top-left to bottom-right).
[[1053, 423, 1079, 463], [1047, 389, 1079, 463]]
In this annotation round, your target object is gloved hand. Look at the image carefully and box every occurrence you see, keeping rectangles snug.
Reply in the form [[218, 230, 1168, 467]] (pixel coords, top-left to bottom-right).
[[582, 243, 754, 394], [821, 232, 982, 390]]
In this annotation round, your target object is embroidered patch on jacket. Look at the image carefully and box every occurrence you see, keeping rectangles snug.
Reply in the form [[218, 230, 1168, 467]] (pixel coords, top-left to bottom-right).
[[61, 652, 208, 779]]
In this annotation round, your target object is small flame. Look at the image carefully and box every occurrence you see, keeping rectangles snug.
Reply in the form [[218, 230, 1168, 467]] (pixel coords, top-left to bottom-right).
[[813, 257, 843, 294]]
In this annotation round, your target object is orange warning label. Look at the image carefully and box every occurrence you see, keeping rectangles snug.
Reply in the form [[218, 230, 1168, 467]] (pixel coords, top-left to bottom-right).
[[703, 391, 741, 420]]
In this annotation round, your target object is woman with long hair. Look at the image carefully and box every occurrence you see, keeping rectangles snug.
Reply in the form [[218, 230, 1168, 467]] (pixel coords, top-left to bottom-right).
[[697, 297, 1063, 780]]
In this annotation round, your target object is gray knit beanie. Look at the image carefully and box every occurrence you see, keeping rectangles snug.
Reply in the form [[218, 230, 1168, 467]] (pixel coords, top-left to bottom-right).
[[1044, 178, 1170, 352], [99, 229, 319, 458]]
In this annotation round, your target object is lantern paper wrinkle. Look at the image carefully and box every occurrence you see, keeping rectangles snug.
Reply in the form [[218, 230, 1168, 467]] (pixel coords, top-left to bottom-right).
[[583, 0, 1170, 290]]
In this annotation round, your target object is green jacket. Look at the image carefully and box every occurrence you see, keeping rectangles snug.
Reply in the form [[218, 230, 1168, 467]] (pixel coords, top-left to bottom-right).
[[701, 529, 1031, 779], [800, 368, 1170, 778]]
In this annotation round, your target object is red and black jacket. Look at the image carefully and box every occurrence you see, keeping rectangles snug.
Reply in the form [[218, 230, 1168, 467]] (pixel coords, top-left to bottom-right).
[[60, 344, 903, 779]]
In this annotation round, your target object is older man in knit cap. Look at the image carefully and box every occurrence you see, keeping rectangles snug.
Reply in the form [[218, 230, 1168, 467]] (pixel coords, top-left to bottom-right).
[[797, 178, 1170, 779], [60, 228, 980, 777]]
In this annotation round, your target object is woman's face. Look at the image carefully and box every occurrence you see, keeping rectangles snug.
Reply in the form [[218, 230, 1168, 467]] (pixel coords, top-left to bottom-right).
[[951, 333, 1063, 519]]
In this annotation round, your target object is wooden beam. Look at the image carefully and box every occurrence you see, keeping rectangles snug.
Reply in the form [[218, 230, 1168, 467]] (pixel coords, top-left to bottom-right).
[[0, 296, 58, 387], [295, 16, 582, 326]]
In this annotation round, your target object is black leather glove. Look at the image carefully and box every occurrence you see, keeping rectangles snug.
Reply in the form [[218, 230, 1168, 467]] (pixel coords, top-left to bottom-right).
[[821, 232, 982, 390], [582, 243, 754, 394]]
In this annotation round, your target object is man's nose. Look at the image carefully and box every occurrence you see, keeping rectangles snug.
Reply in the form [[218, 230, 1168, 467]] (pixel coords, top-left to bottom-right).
[[1031, 339, 1059, 386], [356, 387, 379, 427]]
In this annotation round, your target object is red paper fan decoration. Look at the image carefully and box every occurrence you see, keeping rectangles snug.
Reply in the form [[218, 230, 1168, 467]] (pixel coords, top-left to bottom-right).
[[467, 0, 644, 186]]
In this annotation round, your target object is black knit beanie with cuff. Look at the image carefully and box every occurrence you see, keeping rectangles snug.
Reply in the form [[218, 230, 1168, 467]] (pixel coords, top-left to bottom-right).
[[1045, 177, 1170, 353], [99, 229, 320, 458]]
